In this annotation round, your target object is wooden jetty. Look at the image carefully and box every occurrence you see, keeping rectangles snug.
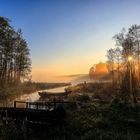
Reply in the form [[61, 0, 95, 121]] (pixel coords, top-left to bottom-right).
[[0, 101, 73, 125]]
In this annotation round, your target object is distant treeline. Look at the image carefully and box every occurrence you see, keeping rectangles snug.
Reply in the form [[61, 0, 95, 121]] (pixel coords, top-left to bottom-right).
[[89, 62, 109, 80], [0, 17, 31, 87]]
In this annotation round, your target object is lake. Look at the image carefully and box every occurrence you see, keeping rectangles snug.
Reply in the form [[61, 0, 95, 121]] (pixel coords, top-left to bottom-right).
[[0, 86, 68, 107]]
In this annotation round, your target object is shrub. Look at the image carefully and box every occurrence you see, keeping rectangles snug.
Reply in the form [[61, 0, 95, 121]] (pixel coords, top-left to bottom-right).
[[76, 94, 90, 102], [68, 94, 90, 102]]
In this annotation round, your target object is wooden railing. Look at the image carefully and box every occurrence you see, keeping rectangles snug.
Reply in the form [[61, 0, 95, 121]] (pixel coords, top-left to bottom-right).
[[14, 100, 74, 110], [0, 100, 75, 125]]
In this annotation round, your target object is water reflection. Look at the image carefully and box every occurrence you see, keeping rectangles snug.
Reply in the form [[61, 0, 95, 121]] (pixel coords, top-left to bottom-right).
[[0, 86, 68, 107]]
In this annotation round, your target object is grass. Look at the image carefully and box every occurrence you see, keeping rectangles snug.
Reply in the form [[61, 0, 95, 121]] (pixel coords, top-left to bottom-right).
[[67, 82, 116, 102], [61, 101, 140, 140], [0, 82, 140, 139], [0, 99, 140, 140]]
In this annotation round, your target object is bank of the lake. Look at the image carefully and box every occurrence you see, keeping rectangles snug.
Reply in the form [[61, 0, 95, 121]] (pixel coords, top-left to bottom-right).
[[67, 82, 116, 102], [0, 82, 71, 100]]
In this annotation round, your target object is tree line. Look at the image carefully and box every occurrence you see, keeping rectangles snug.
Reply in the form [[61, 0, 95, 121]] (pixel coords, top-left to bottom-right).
[[0, 16, 31, 87], [107, 25, 140, 103]]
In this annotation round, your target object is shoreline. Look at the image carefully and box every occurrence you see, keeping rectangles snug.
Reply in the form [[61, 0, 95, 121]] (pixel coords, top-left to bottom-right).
[[0, 82, 71, 100]]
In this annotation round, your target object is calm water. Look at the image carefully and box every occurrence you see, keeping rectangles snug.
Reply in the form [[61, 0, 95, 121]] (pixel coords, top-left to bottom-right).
[[0, 86, 68, 107], [0, 80, 111, 107]]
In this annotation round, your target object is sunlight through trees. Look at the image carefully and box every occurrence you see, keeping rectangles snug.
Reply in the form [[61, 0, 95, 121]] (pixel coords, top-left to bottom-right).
[[107, 25, 140, 103]]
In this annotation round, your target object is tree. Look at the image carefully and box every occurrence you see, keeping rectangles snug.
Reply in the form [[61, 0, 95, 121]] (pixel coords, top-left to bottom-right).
[[114, 47, 122, 86], [110, 25, 140, 103], [128, 25, 140, 82], [89, 63, 108, 80], [0, 16, 31, 87], [106, 48, 115, 87], [89, 66, 95, 80]]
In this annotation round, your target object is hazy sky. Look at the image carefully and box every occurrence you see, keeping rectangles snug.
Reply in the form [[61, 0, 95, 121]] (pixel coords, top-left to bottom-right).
[[1, 0, 140, 81]]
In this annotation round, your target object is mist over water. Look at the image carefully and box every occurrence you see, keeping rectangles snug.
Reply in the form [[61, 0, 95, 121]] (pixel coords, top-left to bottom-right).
[[32, 74, 90, 84], [47, 74, 90, 85]]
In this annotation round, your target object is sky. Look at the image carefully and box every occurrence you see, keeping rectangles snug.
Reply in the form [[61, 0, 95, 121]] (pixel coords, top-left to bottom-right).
[[0, 0, 140, 82]]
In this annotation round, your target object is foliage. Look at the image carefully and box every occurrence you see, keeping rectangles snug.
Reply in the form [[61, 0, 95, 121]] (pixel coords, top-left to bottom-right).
[[68, 82, 115, 102], [0, 16, 31, 87], [68, 94, 90, 102], [89, 62, 108, 80]]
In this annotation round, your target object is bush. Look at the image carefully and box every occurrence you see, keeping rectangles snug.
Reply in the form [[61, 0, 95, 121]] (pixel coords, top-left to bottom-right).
[[76, 94, 90, 102], [68, 94, 90, 102]]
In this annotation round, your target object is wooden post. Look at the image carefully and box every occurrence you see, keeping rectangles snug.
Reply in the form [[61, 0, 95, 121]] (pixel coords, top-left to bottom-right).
[[26, 102, 28, 109], [53, 98, 56, 109], [14, 101, 16, 108], [36, 103, 38, 109]]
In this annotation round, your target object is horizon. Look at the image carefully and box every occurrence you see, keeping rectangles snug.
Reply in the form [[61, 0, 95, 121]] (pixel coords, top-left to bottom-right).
[[1, 0, 140, 82]]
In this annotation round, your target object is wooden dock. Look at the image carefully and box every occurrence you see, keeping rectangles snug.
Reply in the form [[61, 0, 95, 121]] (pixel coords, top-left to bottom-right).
[[0, 101, 73, 125]]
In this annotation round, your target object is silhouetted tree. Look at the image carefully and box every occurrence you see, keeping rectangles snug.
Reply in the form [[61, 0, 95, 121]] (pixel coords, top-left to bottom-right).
[[109, 25, 140, 103], [0, 16, 31, 87], [128, 25, 140, 82], [114, 47, 122, 86], [106, 48, 115, 87], [89, 63, 108, 80]]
